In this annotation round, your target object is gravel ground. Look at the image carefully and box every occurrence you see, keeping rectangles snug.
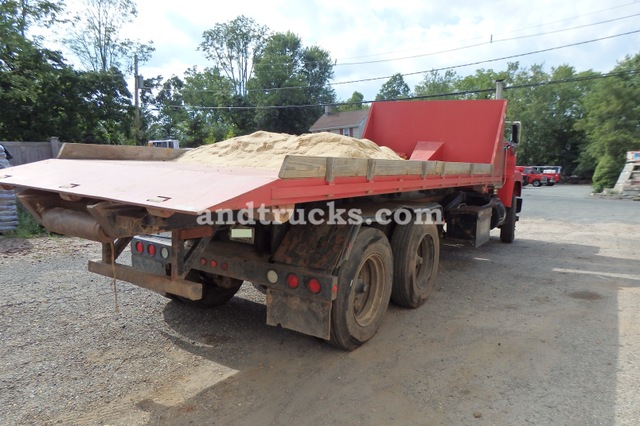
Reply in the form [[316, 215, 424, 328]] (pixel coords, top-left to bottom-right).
[[1, 185, 639, 425]]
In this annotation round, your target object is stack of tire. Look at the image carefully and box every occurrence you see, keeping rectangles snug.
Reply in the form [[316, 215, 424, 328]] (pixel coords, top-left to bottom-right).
[[0, 146, 18, 234]]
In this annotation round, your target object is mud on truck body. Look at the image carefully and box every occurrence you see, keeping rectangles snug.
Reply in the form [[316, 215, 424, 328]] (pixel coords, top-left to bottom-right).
[[0, 99, 522, 350]]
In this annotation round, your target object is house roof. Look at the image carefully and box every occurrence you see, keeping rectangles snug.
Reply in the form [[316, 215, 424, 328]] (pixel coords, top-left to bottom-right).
[[309, 109, 369, 132]]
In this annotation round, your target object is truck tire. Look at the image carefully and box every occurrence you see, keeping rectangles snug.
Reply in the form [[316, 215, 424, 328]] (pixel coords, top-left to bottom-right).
[[330, 228, 393, 351], [532, 179, 542, 187], [390, 222, 440, 308], [500, 194, 517, 243], [175, 271, 242, 307]]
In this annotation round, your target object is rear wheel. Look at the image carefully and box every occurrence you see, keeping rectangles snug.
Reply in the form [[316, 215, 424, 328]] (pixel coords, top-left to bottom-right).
[[330, 228, 393, 351], [175, 271, 242, 307], [390, 222, 440, 308]]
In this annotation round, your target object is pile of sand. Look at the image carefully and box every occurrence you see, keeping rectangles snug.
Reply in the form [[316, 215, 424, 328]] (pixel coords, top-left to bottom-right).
[[174, 131, 402, 169]]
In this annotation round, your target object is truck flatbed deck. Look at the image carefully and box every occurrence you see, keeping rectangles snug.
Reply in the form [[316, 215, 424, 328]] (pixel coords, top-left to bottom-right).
[[0, 154, 498, 215]]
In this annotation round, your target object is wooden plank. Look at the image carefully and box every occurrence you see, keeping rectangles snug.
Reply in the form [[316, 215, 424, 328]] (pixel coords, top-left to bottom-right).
[[57, 143, 187, 161], [366, 159, 376, 181], [470, 163, 494, 175], [436, 161, 473, 176], [279, 155, 326, 178], [331, 158, 369, 177], [279, 155, 371, 179], [325, 157, 336, 182], [372, 159, 427, 176], [279, 154, 491, 180]]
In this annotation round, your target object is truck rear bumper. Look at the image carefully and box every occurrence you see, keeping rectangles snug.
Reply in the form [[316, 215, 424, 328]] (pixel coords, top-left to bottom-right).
[[88, 260, 203, 300]]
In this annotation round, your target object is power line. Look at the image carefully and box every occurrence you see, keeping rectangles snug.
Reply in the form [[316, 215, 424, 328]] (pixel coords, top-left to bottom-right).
[[335, 0, 640, 61], [235, 28, 640, 95], [188, 28, 640, 98], [336, 12, 640, 67], [331, 29, 640, 86], [157, 68, 639, 111]]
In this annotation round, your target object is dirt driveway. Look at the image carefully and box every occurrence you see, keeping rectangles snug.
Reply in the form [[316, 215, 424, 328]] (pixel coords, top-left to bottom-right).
[[1, 185, 638, 425]]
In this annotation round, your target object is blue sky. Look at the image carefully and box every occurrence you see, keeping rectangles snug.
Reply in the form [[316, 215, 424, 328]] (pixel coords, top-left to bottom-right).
[[58, 0, 640, 102]]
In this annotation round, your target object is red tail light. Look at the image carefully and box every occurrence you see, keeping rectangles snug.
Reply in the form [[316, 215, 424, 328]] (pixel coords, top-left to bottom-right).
[[147, 244, 156, 256], [135, 241, 144, 253], [286, 274, 299, 289], [200, 257, 207, 266], [308, 278, 321, 294], [210, 260, 218, 268], [221, 262, 228, 271]]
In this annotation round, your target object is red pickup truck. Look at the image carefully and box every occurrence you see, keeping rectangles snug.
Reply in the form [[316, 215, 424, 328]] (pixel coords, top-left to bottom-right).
[[517, 166, 556, 187], [516, 166, 548, 188]]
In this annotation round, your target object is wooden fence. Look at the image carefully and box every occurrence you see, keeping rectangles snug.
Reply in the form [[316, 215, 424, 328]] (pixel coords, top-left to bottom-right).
[[1, 137, 61, 166], [0, 138, 61, 233]]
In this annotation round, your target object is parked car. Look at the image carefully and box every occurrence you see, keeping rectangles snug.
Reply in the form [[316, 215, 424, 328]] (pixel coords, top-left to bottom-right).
[[529, 166, 562, 185], [517, 166, 549, 187]]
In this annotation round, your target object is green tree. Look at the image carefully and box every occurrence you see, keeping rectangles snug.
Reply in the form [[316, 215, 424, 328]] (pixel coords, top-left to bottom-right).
[[249, 31, 335, 134], [150, 76, 188, 141], [339, 91, 367, 111], [375, 73, 410, 100], [200, 15, 268, 97], [414, 70, 460, 99], [145, 68, 239, 146], [506, 63, 594, 175], [64, 0, 153, 73], [0, 0, 135, 143], [1, 0, 63, 37], [182, 66, 236, 144], [576, 54, 640, 190], [456, 67, 514, 100], [75, 69, 134, 143]]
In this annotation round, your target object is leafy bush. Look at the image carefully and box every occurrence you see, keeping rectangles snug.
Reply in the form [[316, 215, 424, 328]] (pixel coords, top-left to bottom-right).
[[591, 154, 623, 193]]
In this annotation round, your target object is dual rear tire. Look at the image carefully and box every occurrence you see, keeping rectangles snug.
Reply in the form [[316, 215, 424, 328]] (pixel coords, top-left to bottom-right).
[[329, 222, 440, 350]]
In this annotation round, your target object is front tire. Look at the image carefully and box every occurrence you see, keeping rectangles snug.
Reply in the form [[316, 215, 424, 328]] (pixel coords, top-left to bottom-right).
[[330, 228, 393, 351], [500, 194, 517, 243], [532, 179, 542, 187]]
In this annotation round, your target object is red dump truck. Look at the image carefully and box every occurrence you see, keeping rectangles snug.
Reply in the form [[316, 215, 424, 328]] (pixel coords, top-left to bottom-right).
[[0, 99, 522, 350]]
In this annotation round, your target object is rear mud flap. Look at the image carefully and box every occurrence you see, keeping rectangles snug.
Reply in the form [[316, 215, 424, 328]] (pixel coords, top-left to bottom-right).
[[266, 289, 332, 340]]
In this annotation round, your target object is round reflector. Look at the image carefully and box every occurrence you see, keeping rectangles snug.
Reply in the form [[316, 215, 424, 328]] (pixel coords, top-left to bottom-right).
[[200, 257, 207, 266], [308, 278, 321, 294], [266, 270, 278, 284], [160, 247, 170, 259], [286, 274, 299, 289], [221, 262, 228, 271], [210, 260, 218, 268]]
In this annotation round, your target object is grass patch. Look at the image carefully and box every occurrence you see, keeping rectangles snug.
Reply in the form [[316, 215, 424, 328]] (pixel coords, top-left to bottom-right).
[[3, 207, 50, 238]]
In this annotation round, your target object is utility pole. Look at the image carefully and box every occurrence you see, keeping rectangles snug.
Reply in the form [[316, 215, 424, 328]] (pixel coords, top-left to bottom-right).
[[134, 54, 140, 144], [495, 79, 505, 100]]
